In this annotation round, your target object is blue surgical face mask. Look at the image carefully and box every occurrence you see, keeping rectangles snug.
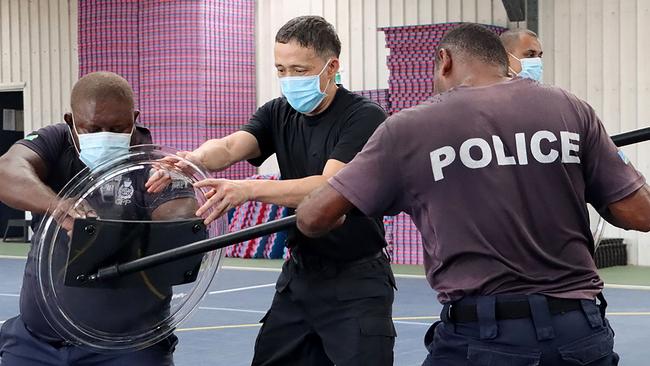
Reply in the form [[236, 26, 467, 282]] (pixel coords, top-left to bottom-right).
[[70, 115, 133, 170], [509, 53, 543, 82], [279, 59, 332, 114]]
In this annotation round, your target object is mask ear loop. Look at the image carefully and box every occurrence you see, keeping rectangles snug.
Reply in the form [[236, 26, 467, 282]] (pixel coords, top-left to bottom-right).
[[68, 112, 82, 155], [128, 123, 136, 146], [508, 52, 522, 62], [318, 58, 334, 93], [507, 52, 522, 77]]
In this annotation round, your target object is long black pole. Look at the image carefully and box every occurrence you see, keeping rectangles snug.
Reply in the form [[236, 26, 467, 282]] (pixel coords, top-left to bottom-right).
[[86, 126, 650, 283], [611, 127, 650, 147], [86, 215, 297, 282]]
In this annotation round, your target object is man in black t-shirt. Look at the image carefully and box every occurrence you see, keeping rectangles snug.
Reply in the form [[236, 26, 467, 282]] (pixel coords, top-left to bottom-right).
[[147, 15, 395, 366], [0, 72, 195, 366]]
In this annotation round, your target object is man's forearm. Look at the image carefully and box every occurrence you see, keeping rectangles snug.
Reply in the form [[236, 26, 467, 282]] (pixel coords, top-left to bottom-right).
[[0, 162, 58, 214], [296, 183, 353, 237], [194, 139, 236, 172], [194, 132, 261, 172], [244, 175, 329, 208]]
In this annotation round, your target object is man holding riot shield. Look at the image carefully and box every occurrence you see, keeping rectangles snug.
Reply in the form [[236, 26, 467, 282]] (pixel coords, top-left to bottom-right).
[[0, 71, 199, 366]]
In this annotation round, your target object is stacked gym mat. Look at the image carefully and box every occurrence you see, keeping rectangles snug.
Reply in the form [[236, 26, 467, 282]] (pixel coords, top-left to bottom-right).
[[78, 0, 257, 180], [380, 23, 507, 114]]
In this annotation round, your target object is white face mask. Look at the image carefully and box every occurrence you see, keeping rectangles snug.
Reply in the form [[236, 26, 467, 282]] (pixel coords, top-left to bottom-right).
[[70, 114, 134, 170]]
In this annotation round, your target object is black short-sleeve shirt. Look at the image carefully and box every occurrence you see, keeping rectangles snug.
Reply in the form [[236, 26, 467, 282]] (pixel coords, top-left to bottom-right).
[[15, 123, 195, 340], [240, 86, 388, 261]]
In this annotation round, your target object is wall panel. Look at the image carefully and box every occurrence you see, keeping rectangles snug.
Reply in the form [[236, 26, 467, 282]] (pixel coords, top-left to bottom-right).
[[0, 0, 78, 134], [539, 0, 650, 264], [255, 0, 512, 106]]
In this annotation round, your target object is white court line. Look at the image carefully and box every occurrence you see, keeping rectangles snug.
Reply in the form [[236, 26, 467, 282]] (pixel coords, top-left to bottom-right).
[[222, 266, 281, 273], [393, 274, 427, 279], [198, 307, 435, 322], [0, 255, 27, 260], [394, 320, 432, 326], [0, 293, 19, 297], [2, 258, 649, 291], [604, 283, 650, 291], [208, 283, 276, 295], [222, 266, 650, 290], [224, 266, 423, 279], [199, 306, 266, 314], [196, 306, 432, 325]]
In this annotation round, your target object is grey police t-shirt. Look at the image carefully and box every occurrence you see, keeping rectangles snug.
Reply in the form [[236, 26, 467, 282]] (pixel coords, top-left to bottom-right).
[[330, 78, 645, 303]]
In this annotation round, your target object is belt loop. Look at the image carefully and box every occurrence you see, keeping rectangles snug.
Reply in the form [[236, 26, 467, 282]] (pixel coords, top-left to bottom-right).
[[382, 247, 392, 263], [291, 255, 302, 273], [476, 296, 498, 340], [580, 294, 606, 329], [528, 295, 556, 341], [440, 303, 456, 333], [597, 292, 608, 319]]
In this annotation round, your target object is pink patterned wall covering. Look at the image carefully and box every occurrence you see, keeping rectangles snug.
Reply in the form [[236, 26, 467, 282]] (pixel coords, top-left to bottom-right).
[[78, 0, 256, 179]]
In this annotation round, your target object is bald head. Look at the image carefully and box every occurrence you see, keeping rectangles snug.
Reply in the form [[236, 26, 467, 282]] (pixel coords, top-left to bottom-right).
[[65, 71, 139, 142], [71, 71, 135, 113], [500, 29, 538, 51]]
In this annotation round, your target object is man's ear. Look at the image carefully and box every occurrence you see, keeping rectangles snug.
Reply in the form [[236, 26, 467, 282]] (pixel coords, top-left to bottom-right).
[[64, 112, 73, 127], [133, 110, 140, 122], [328, 58, 340, 79], [439, 48, 453, 76]]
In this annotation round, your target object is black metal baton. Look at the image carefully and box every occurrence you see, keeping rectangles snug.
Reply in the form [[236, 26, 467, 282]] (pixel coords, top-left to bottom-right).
[[85, 215, 296, 282], [611, 127, 650, 147]]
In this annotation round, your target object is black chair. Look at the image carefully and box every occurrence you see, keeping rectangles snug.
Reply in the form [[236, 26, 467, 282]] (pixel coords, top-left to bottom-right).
[[2, 219, 31, 242]]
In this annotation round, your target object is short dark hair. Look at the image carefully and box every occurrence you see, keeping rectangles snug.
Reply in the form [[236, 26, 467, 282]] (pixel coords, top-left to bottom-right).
[[275, 16, 341, 59], [435, 23, 509, 73], [71, 71, 135, 111], [500, 28, 538, 52]]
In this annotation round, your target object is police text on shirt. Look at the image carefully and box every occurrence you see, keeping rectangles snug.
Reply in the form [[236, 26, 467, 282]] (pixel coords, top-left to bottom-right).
[[430, 130, 580, 181]]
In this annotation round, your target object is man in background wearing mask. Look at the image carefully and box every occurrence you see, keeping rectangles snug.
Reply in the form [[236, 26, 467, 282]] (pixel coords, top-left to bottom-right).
[[0, 71, 193, 365], [146, 15, 395, 366], [500, 28, 543, 81]]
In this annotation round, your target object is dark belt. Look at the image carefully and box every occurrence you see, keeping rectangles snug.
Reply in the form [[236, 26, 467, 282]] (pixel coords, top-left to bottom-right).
[[342, 250, 386, 266], [291, 250, 385, 271], [448, 297, 582, 323], [24, 324, 73, 349]]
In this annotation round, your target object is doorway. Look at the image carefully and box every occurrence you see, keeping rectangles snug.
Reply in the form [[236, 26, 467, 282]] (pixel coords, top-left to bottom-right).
[[0, 90, 26, 240]]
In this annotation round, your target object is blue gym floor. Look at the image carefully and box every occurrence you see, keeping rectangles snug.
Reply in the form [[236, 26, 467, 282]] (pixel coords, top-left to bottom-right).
[[1, 257, 650, 365]]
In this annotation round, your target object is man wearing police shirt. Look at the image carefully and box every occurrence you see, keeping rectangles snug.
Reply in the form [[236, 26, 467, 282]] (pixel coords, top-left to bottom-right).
[[0, 72, 195, 365], [297, 23, 650, 365]]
